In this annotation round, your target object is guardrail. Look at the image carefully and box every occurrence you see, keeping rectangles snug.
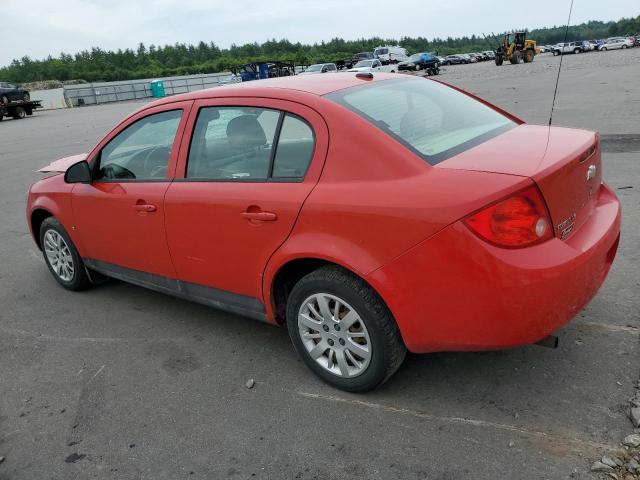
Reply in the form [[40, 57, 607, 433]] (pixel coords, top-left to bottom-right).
[[63, 72, 235, 106]]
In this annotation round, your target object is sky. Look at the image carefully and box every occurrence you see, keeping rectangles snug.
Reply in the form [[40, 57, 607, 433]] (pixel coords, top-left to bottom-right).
[[1, 0, 638, 67]]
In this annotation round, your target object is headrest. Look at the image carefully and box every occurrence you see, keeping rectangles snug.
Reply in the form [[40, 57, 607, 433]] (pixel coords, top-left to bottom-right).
[[226, 115, 267, 148]]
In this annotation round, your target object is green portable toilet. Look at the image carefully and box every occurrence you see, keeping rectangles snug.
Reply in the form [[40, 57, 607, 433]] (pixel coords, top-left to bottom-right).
[[150, 79, 165, 98]]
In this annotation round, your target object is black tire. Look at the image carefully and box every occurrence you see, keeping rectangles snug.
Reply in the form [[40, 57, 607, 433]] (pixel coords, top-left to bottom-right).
[[1, 95, 8, 105], [601, 47, 607, 51], [523, 49, 535, 62], [621, 45, 627, 49], [286, 265, 406, 392], [495, 56, 504, 66], [509, 51, 521, 64], [415, 64, 420, 71], [573, 48, 581, 54], [553, 50, 560, 56], [12, 107, 26, 119], [23, 92, 30, 102], [39, 217, 91, 291]]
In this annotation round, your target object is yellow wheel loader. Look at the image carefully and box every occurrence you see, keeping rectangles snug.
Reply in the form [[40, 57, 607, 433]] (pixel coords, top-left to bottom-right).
[[494, 32, 540, 65]]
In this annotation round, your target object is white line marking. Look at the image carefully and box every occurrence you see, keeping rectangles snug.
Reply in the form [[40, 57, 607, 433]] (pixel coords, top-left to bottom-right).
[[88, 365, 105, 383], [296, 391, 619, 452], [578, 322, 639, 334]]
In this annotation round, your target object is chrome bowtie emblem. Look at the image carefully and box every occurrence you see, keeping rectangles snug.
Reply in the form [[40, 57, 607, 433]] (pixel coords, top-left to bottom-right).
[[586, 164, 596, 181]]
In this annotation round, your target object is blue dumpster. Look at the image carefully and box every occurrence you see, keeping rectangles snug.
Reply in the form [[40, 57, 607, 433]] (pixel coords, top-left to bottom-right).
[[150, 80, 166, 98]]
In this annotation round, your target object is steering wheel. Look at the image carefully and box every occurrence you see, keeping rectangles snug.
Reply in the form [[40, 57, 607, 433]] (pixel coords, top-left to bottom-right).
[[142, 145, 170, 178], [100, 163, 135, 179]]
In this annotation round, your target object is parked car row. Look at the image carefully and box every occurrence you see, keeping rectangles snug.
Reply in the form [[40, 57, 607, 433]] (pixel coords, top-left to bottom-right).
[[546, 36, 637, 55]]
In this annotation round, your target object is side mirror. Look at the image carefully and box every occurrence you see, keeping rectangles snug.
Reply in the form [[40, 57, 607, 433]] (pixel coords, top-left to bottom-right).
[[64, 160, 92, 184]]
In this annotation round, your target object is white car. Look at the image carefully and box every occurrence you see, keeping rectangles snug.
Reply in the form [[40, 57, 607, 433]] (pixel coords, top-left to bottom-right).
[[347, 59, 397, 73], [599, 37, 634, 51], [298, 63, 338, 75], [552, 41, 584, 55], [373, 45, 409, 64]]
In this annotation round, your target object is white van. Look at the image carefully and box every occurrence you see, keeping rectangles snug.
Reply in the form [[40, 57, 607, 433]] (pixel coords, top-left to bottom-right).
[[374, 46, 409, 64]]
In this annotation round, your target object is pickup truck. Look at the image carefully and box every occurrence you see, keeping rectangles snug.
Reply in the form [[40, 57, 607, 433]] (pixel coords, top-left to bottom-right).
[[347, 59, 398, 73]]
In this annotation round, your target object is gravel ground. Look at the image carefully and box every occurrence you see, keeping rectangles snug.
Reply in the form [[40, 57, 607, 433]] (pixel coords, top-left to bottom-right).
[[0, 49, 639, 480]]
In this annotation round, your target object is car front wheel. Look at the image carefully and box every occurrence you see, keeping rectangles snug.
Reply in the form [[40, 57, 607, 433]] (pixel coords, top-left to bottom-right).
[[40, 217, 91, 291], [286, 266, 406, 392]]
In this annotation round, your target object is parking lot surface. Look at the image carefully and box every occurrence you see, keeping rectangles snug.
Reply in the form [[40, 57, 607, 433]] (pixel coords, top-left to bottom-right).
[[1, 49, 639, 479]]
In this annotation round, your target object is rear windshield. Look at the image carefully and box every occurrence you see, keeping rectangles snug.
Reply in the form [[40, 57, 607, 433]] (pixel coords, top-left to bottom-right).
[[325, 78, 516, 165]]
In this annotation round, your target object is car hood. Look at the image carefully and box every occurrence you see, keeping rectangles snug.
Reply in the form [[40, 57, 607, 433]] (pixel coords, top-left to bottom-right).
[[37, 153, 87, 173]]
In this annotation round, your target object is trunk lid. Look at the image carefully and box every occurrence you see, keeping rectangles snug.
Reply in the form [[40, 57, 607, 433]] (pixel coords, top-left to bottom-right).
[[437, 125, 601, 240]]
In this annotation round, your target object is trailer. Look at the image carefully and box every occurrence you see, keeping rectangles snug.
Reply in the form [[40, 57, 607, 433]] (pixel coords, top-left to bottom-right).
[[0, 100, 42, 121]]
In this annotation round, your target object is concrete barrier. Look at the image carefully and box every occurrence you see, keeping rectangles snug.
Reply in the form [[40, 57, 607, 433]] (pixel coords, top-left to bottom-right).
[[30, 88, 69, 110]]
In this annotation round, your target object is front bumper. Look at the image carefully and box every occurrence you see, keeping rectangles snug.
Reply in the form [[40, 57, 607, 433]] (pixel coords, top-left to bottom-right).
[[367, 183, 621, 353]]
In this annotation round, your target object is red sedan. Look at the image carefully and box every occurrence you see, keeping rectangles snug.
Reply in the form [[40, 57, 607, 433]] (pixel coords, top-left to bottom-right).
[[27, 73, 620, 392]]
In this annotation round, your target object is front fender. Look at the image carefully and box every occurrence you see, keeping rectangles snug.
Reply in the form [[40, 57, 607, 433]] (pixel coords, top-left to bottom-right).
[[27, 176, 82, 253]]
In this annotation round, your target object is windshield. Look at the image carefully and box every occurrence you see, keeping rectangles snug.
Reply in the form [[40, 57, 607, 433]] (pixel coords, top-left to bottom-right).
[[409, 54, 422, 61], [325, 78, 515, 165], [354, 60, 374, 67], [305, 64, 323, 72], [374, 48, 388, 55]]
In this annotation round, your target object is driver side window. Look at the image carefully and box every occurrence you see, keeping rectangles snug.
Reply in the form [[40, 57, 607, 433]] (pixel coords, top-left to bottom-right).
[[97, 109, 182, 181]]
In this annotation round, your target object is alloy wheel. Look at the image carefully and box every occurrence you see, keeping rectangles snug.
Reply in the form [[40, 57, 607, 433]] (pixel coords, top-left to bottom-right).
[[43, 229, 75, 281], [297, 293, 371, 378]]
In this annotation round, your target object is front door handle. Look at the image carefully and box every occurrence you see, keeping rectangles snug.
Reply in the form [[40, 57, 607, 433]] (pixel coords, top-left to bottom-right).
[[133, 203, 157, 213], [241, 211, 277, 221]]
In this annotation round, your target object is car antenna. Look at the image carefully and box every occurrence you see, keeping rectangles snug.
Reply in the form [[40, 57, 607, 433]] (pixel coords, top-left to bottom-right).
[[549, 0, 575, 126]]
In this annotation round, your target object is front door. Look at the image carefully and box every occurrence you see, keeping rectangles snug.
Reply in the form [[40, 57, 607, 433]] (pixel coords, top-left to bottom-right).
[[72, 103, 191, 278], [164, 98, 328, 305]]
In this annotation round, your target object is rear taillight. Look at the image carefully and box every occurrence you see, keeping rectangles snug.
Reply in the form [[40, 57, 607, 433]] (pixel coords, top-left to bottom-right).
[[463, 185, 554, 248]]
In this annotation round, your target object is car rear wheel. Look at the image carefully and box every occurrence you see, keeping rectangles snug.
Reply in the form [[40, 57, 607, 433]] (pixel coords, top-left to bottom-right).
[[40, 217, 91, 291], [621, 45, 627, 49], [601, 47, 607, 51], [286, 266, 406, 392]]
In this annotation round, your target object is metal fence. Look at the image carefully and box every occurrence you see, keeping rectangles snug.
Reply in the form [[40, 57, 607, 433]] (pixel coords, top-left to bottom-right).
[[63, 72, 235, 106]]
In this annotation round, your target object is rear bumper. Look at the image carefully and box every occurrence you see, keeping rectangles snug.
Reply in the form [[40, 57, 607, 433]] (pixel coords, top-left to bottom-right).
[[367, 183, 621, 353]]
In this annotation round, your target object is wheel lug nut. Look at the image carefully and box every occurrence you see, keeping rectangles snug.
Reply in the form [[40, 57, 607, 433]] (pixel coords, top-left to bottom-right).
[[334, 325, 340, 331], [322, 325, 329, 332], [327, 339, 334, 346], [339, 339, 345, 346]]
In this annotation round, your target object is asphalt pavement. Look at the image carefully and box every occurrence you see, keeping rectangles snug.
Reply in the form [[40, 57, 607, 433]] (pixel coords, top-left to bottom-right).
[[0, 48, 638, 480]]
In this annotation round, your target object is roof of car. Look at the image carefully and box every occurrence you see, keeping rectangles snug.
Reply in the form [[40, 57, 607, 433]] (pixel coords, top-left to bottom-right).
[[146, 72, 401, 107]]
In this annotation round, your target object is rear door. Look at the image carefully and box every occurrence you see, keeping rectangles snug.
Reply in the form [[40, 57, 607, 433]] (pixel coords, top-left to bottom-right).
[[164, 97, 328, 301]]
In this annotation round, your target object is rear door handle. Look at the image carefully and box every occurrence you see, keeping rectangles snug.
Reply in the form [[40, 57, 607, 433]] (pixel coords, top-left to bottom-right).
[[133, 203, 157, 213], [241, 211, 277, 221]]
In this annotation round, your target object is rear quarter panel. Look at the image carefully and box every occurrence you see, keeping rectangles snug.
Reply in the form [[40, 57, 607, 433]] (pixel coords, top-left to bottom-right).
[[264, 98, 531, 318]]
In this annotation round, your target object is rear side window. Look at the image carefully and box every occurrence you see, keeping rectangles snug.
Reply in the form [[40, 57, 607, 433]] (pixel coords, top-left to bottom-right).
[[187, 107, 315, 181], [187, 107, 280, 180], [326, 78, 515, 165], [272, 115, 315, 179]]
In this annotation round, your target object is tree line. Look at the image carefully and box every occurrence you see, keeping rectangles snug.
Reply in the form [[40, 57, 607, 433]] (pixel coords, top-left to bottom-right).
[[1, 15, 638, 84]]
